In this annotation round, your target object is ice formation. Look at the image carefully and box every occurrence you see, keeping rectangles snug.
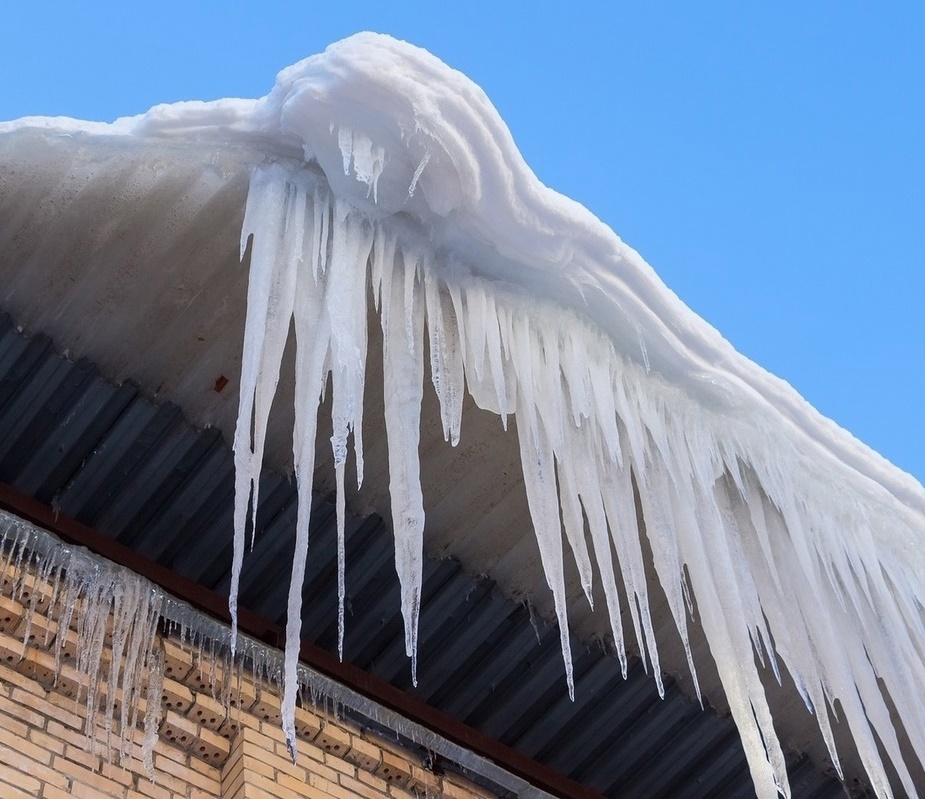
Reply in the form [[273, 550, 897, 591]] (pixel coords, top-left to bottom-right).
[[0, 511, 330, 777], [3, 32, 925, 799], [0, 509, 165, 773]]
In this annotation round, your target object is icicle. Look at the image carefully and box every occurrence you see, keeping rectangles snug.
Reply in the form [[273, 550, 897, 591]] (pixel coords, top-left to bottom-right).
[[281, 177, 332, 755], [142, 645, 164, 779], [325, 199, 375, 664], [381, 248, 427, 685], [513, 380, 575, 699], [230, 166, 294, 654]]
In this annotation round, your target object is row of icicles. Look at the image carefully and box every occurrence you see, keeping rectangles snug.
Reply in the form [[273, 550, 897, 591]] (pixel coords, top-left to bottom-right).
[[0, 510, 356, 779], [229, 164, 925, 798]]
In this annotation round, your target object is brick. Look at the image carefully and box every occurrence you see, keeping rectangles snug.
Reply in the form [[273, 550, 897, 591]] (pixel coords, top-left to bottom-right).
[[0, 707, 33, 740], [187, 692, 225, 733], [293, 705, 323, 741], [188, 726, 231, 769], [0, 727, 51, 766], [0, 691, 48, 729], [251, 769, 319, 799], [14, 608, 58, 649], [324, 752, 357, 777], [220, 754, 246, 799], [250, 688, 282, 726], [134, 764, 190, 796], [339, 772, 388, 799], [134, 779, 172, 799], [47, 719, 93, 749], [14, 686, 83, 730], [159, 709, 198, 751], [160, 678, 194, 716], [443, 777, 486, 799], [227, 673, 259, 715], [346, 735, 382, 771], [0, 632, 26, 674], [63, 741, 103, 770], [0, 659, 49, 697], [100, 761, 135, 787], [357, 769, 390, 793], [292, 737, 328, 765], [411, 763, 441, 790], [222, 771, 247, 799], [263, 749, 314, 783], [28, 727, 66, 756], [0, 740, 69, 788], [185, 660, 231, 697], [258, 719, 288, 744], [308, 772, 359, 799], [0, 596, 23, 634], [0, 759, 44, 793], [239, 724, 279, 752], [49, 660, 83, 703], [315, 721, 351, 760], [12, 580, 52, 617], [241, 751, 279, 780], [374, 751, 415, 788], [155, 752, 221, 793], [53, 755, 126, 798], [161, 640, 194, 683], [0, 776, 42, 799], [53, 628, 81, 671], [218, 713, 243, 744], [70, 782, 126, 799]]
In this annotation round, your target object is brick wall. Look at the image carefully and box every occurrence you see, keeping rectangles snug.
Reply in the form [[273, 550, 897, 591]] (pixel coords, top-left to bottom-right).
[[0, 560, 498, 799]]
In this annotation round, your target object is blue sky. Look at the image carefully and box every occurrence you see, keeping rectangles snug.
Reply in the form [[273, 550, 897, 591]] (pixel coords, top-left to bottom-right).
[[3, 2, 923, 482]]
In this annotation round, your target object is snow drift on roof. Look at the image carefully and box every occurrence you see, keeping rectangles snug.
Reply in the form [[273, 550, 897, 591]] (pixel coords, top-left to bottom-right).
[[3, 32, 924, 799]]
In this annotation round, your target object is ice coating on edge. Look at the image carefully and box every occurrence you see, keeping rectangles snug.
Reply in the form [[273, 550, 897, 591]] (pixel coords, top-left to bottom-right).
[[0, 511, 165, 775], [3, 32, 925, 798]]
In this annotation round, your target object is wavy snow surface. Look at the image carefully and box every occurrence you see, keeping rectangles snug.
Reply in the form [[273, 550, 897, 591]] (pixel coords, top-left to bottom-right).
[[4, 32, 925, 798]]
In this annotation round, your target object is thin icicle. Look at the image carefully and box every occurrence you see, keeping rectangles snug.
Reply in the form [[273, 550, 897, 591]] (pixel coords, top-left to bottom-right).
[[514, 385, 575, 699], [282, 181, 332, 755]]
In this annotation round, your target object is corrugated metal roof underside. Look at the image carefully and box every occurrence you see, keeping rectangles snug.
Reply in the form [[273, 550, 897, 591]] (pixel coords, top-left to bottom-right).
[[0, 311, 858, 798]]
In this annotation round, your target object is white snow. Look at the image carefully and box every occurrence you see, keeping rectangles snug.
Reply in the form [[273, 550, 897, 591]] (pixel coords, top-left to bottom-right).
[[3, 31, 925, 798]]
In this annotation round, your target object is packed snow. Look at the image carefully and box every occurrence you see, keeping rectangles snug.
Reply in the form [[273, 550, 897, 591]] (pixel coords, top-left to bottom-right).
[[3, 32, 925, 798]]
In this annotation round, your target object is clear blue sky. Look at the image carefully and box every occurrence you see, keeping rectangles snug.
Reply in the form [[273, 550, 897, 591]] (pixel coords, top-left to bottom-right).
[[3, 2, 923, 482]]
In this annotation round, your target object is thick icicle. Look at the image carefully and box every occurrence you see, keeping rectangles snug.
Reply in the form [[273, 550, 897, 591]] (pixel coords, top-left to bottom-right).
[[231, 165, 298, 654], [380, 249, 427, 685]]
